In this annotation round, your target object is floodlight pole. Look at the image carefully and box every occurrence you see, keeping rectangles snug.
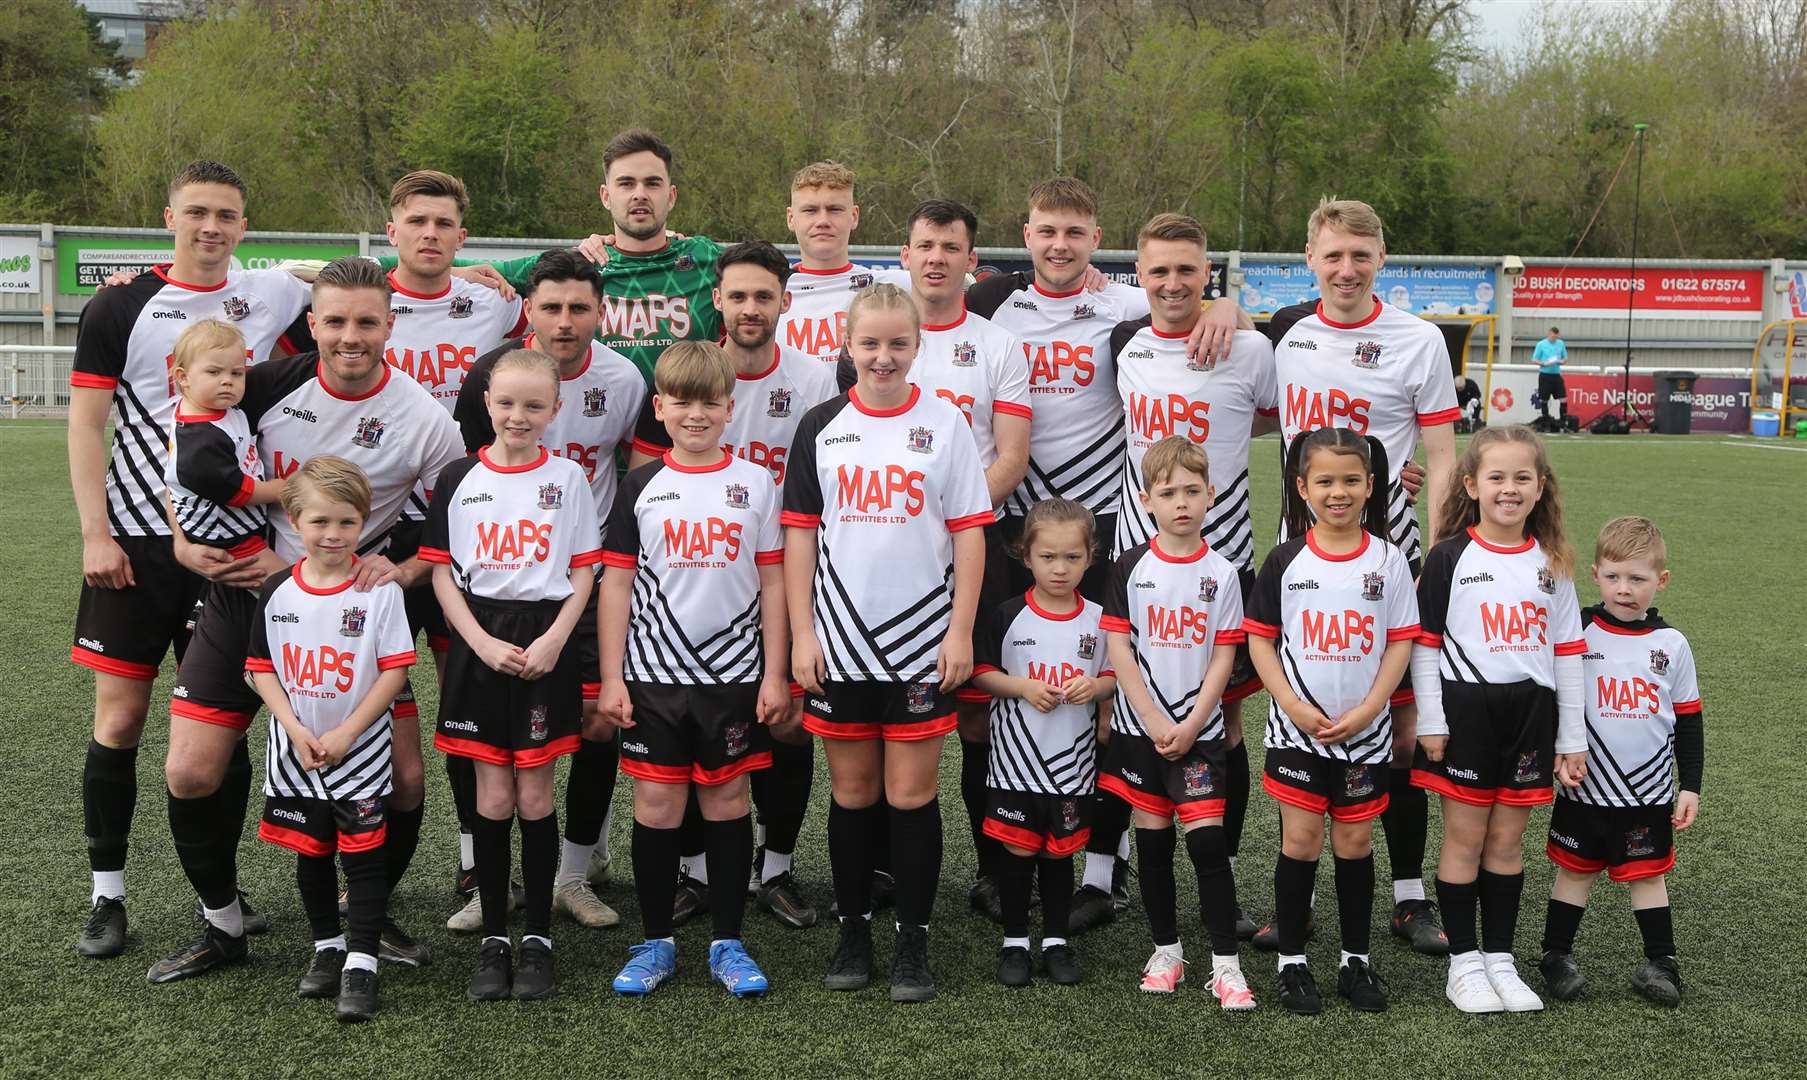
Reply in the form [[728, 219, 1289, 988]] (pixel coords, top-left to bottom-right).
[[1622, 123, 1648, 427]]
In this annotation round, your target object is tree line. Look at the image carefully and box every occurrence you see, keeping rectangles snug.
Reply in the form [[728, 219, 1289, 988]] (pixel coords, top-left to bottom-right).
[[5, 0, 1803, 258]]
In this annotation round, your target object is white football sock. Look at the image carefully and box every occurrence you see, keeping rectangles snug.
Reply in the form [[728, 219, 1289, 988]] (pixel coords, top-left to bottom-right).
[[761, 848, 793, 884], [1082, 853, 1115, 892], [1394, 878, 1426, 903], [459, 833, 475, 872], [1278, 953, 1308, 973], [203, 898, 243, 937], [314, 935, 347, 952], [523, 934, 552, 949], [1341, 950, 1369, 967], [1003, 936, 1031, 949], [345, 951, 378, 973], [92, 870, 125, 904], [556, 840, 594, 888]]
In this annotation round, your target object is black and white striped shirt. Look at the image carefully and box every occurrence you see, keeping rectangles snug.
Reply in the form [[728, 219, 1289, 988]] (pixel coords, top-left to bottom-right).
[[166, 405, 268, 555]]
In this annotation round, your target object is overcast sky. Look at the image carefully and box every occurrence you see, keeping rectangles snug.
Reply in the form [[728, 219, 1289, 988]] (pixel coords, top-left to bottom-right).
[[1468, 0, 1665, 54]]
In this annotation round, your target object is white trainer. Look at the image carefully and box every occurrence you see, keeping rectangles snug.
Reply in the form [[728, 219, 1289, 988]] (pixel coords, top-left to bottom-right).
[[1446, 951, 1506, 1013], [1484, 952, 1545, 1012], [1139, 943, 1186, 993]]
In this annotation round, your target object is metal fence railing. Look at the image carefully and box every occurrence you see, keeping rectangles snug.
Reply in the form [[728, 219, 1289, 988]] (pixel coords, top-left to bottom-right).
[[5, 346, 75, 418]]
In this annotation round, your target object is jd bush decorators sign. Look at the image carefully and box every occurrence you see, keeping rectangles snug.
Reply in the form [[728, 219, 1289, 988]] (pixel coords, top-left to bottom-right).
[[56, 237, 357, 294]]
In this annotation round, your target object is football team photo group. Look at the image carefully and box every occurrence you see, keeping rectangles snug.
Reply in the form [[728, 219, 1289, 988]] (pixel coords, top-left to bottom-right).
[[63, 132, 1710, 1031]]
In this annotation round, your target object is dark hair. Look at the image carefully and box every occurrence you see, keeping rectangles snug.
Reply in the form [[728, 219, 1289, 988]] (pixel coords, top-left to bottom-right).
[[717, 240, 792, 288], [527, 249, 603, 298], [168, 160, 246, 203], [603, 128, 673, 177], [1549, 326, 1560, 334], [1281, 427, 1391, 541], [905, 199, 978, 247], [1011, 497, 1098, 564], [313, 256, 391, 297]]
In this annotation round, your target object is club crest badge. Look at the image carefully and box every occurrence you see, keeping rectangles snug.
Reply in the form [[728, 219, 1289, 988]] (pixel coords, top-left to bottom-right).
[[1071, 304, 1095, 320], [355, 797, 382, 823], [724, 721, 750, 758], [528, 705, 548, 742], [1060, 798, 1081, 833], [339, 607, 366, 637], [766, 388, 792, 417], [1513, 751, 1541, 784], [676, 254, 696, 271], [1537, 566, 1556, 594], [1186, 351, 1215, 372], [1183, 759, 1213, 797], [221, 296, 250, 321], [537, 482, 563, 510], [1344, 765, 1375, 799], [448, 295, 474, 319], [1353, 341, 1383, 369], [849, 272, 874, 289], [725, 483, 749, 510], [1200, 576, 1218, 603], [907, 426, 934, 454], [905, 683, 933, 714], [1649, 648, 1670, 675], [1362, 571, 1385, 602], [952, 341, 977, 367], [583, 386, 607, 416], [1624, 826, 1656, 857], [352, 416, 385, 449], [1076, 633, 1098, 660]]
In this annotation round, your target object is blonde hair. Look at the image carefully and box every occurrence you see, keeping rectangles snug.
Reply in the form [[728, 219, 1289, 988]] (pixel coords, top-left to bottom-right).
[[845, 282, 920, 341], [282, 455, 372, 521], [1436, 425, 1574, 577], [1141, 436, 1208, 490], [490, 348, 560, 394], [1015, 498, 1098, 564], [791, 161, 856, 194], [1595, 515, 1667, 570], [170, 319, 246, 373], [654, 340, 734, 400], [1306, 197, 1385, 248], [389, 169, 469, 217], [1028, 177, 1099, 220], [1138, 212, 1206, 250]]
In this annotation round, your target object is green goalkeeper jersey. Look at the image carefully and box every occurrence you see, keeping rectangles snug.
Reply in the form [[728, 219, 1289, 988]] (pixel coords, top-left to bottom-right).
[[391, 235, 724, 381]]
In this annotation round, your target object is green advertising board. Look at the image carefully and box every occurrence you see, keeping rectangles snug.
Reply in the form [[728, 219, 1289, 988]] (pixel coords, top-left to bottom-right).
[[55, 235, 358, 294]]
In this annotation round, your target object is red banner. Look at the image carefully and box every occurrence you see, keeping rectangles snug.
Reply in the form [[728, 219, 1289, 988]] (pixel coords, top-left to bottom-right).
[[1562, 373, 1753, 432], [1515, 267, 1764, 319]]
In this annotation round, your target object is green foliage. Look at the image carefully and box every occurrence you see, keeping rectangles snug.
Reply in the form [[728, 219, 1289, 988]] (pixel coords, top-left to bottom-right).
[[0, 0, 122, 222]]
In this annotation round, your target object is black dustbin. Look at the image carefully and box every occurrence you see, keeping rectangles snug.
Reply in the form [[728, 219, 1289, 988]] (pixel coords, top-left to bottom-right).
[[1651, 371, 1696, 434]]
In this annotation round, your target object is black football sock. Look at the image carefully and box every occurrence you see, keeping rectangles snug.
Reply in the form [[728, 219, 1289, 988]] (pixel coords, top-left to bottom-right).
[[751, 739, 812, 874], [869, 793, 894, 876], [217, 739, 253, 888], [296, 853, 341, 942], [632, 822, 680, 940], [1083, 791, 1131, 882], [518, 812, 558, 940], [446, 752, 478, 844], [890, 798, 944, 927], [1275, 853, 1318, 956], [1437, 876, 1479, 955], [705, 814, 754, 940], [169, 788, 235, 911], [1037, 857, 1075, 941], [1185, 825, 1241, 956], [1333, 853, 1376, 956], [998, 850, 1035, 939], [1542, 898, 1586, 955], [473, 813, 513, 939], [340, 846, 386, 957], [83, 740, 137, 882], [960, 739, 1000, 879], [1381, 769, 1426, 885], [383, 802, 424, 895], [1224, 740, 1250, 860], [677, 791, 707, 877], [828, 800, 878, 920], [1634, 904, 1676, 959], [1137, 826, 1179, 947], [563, 738, 616, 846], [1478, 868, 1524, 955]]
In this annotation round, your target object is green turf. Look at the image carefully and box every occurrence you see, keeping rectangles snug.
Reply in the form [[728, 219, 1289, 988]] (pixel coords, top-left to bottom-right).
[[3, 421, 1803, 1078]]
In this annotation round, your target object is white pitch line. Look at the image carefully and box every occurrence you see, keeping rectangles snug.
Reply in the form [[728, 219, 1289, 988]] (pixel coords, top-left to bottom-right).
[[1722, 440, 1807, 454]]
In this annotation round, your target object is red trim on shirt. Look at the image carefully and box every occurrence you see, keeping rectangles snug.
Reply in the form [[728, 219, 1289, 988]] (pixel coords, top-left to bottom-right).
[[479, 445, 550, 474], [1150, 321, 1196, 340], [737, 344, 781, 381], [971, 663, 1003, 677], [1588, 616, 1654, 636], [1418, 407, 1460, 427], [1465, 527, 1535, 554], [316, 361, 391, 401], [629, 437, 666, 457], [1242, 618, 1279, 639], [506, 298, 530, 338], [170, 699, 253, 730], [1100, 614, 1131, 634], [993, 400, 1032, 419], [1417, 631, 1444, 647], [663, 448, 733, 474], [1315, 296, 1382, 329], [417, 546, 452, 564], [1386, 624, 1422, 642], [259, 821, 333, 858], [385, 271, 451, 300], [922, 308, 967, 333], [692, 752, 773, 786], [70, 372, 118, 390], [1150, 537, 1210, 564], [948, 511, 993, 533], [1030, 281, 1085, 300], [153, 265, 228, 293], [378, 651, 417, 670], [292, 559, 357, 596], [570, 548, 604, 568], [226, 536, 268, 559], [780, 511, 821, 529], [755, 549, 785, 566], [225, 472, 258, 508], [600, 551, 637, 569], [1305, 528, 1371, 563], [175, 408, 227, 423], [1256, 406, 1278, 417], [244, 657, 276, 673], [792, 262, 853, 276], [1025, 590, 1082, 622], [1674, 698, 1701, 715], [1214, 629, 1247, 645], [1554, 639, 1588, 656], [849, 384, 920, 417]]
